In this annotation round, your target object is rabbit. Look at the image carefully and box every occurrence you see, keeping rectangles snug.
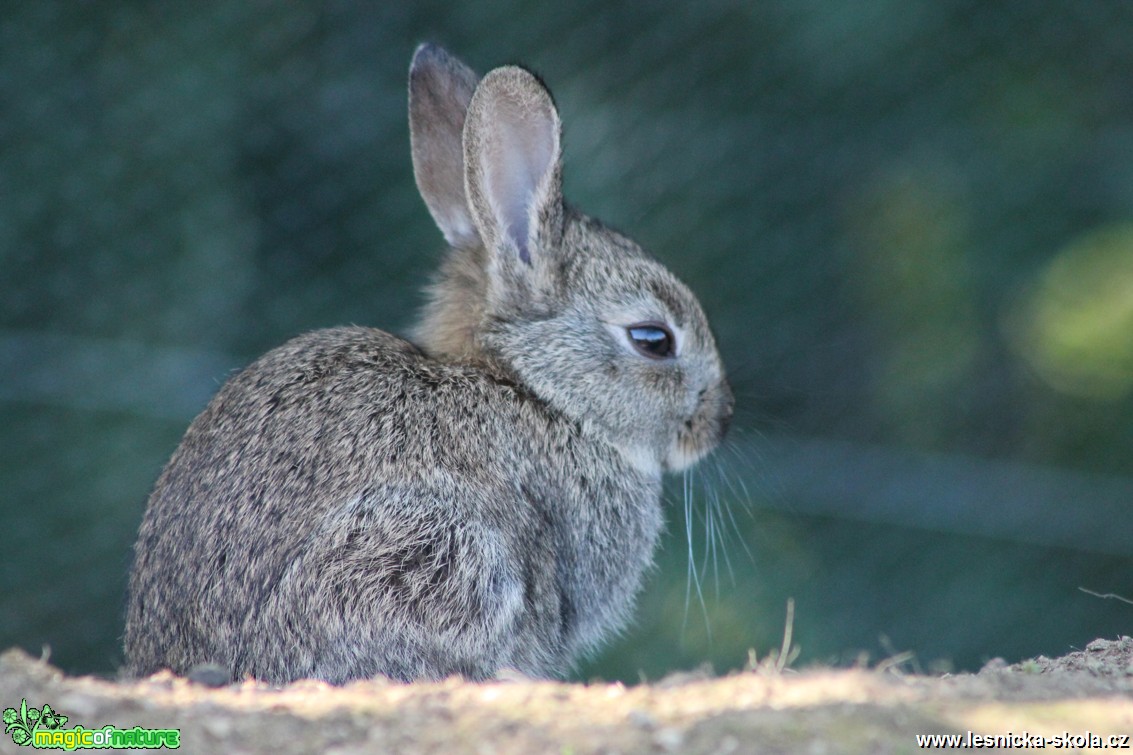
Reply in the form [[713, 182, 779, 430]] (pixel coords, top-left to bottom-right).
[[124, 43, 733, 685]]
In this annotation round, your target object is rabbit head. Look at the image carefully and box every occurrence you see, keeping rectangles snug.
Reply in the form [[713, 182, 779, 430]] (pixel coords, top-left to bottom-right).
[[409, 44, 732, 474]]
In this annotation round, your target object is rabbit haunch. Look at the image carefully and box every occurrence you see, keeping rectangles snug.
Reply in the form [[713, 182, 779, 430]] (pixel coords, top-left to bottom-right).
[[124, 44, 732, 684]]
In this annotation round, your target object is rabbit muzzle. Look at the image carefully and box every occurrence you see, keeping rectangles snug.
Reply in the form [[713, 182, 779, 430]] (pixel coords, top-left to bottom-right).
[[665, 376, 733, 472]]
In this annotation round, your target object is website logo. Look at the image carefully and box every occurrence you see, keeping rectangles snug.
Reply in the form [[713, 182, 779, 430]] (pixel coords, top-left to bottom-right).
[[3, 699, 180, 750]]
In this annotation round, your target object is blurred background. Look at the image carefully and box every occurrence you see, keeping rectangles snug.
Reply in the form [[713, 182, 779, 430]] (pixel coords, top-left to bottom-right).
[[3, 1, 1133, 683]]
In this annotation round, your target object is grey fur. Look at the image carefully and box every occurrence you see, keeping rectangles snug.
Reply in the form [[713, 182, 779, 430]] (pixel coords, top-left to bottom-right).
[[124, 44, 733, 684]]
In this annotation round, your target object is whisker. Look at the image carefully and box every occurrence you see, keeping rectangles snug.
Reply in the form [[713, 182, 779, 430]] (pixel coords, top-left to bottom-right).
[[715, 441, 756, 516], [708, 478, 739, 584], [693, 465, 714, 594], [681, 468, 711, 641], [717, 478, 755, 563], [682, 469, 693, 633], [708, 494, 721, 599], [696, 465, 711, 578], [704, 450, 756, 565]]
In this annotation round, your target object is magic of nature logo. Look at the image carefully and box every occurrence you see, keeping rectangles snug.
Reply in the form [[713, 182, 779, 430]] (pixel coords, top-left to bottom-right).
[[4, 698, 180, 750]]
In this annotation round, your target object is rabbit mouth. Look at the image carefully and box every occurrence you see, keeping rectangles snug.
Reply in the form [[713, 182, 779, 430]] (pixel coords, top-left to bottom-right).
[[666, 421, 723, 471], [665, 380, 733, 472], [665, 441, 711, 472]]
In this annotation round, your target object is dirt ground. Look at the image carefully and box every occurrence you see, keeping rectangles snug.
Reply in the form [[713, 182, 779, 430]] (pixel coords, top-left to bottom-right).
[[2, 638, 1132, 754]]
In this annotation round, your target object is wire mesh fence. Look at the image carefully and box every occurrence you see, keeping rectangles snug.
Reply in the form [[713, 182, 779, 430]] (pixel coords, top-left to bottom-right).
[[3, 1, 1132, 680]]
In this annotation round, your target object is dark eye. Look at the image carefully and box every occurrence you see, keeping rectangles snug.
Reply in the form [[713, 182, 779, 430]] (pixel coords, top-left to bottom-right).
[[627, 323, 675, 359]]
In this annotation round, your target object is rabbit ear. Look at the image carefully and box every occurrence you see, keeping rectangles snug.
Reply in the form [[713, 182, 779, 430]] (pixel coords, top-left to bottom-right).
[[463, 66, 565, 306], [409, 44, 482, 249]]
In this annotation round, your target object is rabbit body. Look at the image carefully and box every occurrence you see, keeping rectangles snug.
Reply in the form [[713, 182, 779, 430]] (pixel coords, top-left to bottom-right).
[[127, 326, 662, 682], [125, 45, 731, 684]]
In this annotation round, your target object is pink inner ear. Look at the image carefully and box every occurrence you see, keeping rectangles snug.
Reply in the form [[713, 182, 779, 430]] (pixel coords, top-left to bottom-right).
[[483, 103, 556, 264]]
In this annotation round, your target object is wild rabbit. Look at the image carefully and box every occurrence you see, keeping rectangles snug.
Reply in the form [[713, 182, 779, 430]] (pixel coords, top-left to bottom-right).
[[124, 43, 733, 684]]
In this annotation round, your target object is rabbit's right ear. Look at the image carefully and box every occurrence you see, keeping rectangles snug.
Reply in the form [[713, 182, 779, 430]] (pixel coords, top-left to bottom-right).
[[409, 44, 481, 249], [462, 66, 565, 312]]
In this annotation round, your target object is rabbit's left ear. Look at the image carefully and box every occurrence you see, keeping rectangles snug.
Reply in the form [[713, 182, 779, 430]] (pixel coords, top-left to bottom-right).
[[409, 43, 481, 249], [463, 66, 565, 307]]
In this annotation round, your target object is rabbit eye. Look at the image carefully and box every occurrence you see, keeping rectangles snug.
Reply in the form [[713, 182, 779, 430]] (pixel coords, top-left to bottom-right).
[[627, 323, 675, 359]]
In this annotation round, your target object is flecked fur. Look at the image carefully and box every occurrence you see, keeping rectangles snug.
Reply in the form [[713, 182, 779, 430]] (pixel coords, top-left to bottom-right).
[[124, 44, 732, 684]]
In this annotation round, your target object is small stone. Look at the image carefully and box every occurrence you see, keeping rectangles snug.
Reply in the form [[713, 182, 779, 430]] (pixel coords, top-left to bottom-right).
[[186, 663, 231, 688]]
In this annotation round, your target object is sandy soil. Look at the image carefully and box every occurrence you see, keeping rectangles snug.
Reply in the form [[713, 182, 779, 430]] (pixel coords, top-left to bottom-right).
[[2, 638, 1132, 754]]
